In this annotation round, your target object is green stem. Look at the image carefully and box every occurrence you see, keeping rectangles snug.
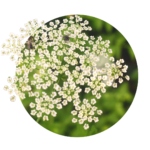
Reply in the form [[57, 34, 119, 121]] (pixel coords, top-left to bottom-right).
[[36, 117, 41, 123]]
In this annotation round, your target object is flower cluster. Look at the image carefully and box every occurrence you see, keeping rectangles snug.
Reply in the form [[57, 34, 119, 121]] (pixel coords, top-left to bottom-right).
[[1, 15, 130, 130]]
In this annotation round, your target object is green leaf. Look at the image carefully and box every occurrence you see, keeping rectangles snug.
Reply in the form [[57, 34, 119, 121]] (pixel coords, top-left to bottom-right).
[[105, 22, 113, 33], [61, 78, 66, 81], [88, 125, 98, 135], [130, 69, 138, 81], [127, 45, 135, 60], [92, 17, 104, 30]]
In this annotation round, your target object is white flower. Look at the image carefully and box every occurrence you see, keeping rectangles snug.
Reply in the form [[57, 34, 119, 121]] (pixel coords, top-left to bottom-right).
[[49, 104, 54, 109], [51, 110, 57, 117], [29, 102, 35, 108], [89, 110, 94, 115], [88, 116, 92, 122], [81, 104, 85, 110], [79, 119, 84, 124], [103, 75, 107, 80], [106, 81, 112, 86], [109, 57, 115, 62], [31, 110, 37, 116], [78, 113, 83, 118], [62, 100, 68, 106], [49, 22, 54, 26], [72, 118, 77, 123], [85, 87, 91, 93], [113, 83, 117, 88], [83, 123, 89, 130], [71, 110, 77, 115], [116, 60, 120, 65], [101, 88, 106, 93], [43, 115, 49, 121], [92, 106, 97, 111], [93, 117, 99, 123], [10, 95, 16, 102], [125, 75, 130, 81], [83, 99, 88, 104], [119, 78, 123, 83], [97, 110, 103, 115], [37, 112, 42, 118], [107, 49, 112, 53], [120, 59, 124, 63]]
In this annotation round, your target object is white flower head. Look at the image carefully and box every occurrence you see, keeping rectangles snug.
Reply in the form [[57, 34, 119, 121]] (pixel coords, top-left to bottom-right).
[[1, 15, 130, 130]]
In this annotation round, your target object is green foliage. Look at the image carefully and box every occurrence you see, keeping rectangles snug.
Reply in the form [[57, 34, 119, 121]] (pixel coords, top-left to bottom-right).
[[105, 23, 113, 33]]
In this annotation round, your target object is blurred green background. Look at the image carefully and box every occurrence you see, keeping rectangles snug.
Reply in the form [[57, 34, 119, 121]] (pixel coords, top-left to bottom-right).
[[21, 15, 138, 137]]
